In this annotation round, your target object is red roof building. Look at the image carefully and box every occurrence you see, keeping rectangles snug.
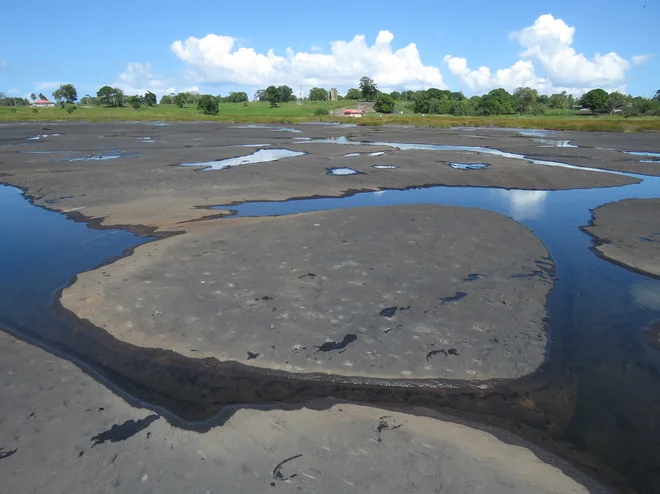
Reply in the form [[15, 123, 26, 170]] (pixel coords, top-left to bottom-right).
[[343, 109, 365, 117]]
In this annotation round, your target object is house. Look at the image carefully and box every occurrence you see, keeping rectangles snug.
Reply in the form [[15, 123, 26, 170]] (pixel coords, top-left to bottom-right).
[[343, 109, 364, 118], [32, 99, 55, 107]]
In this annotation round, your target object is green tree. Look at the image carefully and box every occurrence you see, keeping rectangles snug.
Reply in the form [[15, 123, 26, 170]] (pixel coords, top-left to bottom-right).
[[309, 87, 328, 101], [143, 91, 157, 106], [652, 90, 660, 102], [400, 90, 415, 101], [97, 86, 124, 107], [277, 85, 293, 103], [359, 76, 378, 101], [173, 93, 187, 108], [79, 94, 97, 105], [450, 99, 474, 116], [38, 92, 47, 101], [513, 87, 538, 113], [389, 91, 401, 100], [197, 94, 219, 115], [450, 91, 466, 101], [486, 88, 513, 114], [345, 88, 360, 99], [548, 91, 570, 109], [265, 86, 281, 107], [606, 92, 628, 114], [223, 91, 248, 103], [30, 93, 36, 101], [53, 84, 78, 105], [159, 94, 174, 104], [581, 88, 609, 112], [374, 93, 395, 113], [254, 89, 266, 102], [128, 95, 142, 109]]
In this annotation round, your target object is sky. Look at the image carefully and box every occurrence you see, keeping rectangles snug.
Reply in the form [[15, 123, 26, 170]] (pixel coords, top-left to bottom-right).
[[0, 0, 657, 100]]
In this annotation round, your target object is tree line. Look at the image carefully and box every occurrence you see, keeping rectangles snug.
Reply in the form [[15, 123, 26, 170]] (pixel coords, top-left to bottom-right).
[[2, 81, 659, 118]]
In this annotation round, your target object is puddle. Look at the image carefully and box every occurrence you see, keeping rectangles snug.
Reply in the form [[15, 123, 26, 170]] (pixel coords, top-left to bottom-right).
[[372, 165, 399, 169], [625, 151, 660, 158], [180, 149, 306, 171], [295, 136, 626, 176], [452, 127, 553, 137], [231, 124, 302, 133], [640, 160, 659, 163], [27, 134, 60, 140], [343, 150, 388, 157], [326, 167, 363, 176], [62, 151, 137, 162], [232, 144, 273, 148], [138, 137, 155, 143], [448, 163, 489, 170], [534, 139, 577, 148]]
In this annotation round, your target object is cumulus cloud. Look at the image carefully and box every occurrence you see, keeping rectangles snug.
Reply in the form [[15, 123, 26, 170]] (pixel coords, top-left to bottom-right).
[[170, 30, 445, 90], [445, 14, 638, 95], [632, 54, 653, 67], [310, 44, 322, 52], [114, 62, 175, 96]]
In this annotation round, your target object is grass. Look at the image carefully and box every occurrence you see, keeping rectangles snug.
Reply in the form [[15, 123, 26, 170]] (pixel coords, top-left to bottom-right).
[[2, 101, 660, 132]]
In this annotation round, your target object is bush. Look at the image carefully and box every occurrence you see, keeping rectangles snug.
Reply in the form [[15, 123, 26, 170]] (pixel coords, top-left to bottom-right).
[[314, 108, 330, 116], [130, 98, 142, 110], [197, 95, 219, 115], [65, 103, 77, 113], [374, 93, 395, 113], [32, 108, 39, 114], [243, 102, 248, 107]]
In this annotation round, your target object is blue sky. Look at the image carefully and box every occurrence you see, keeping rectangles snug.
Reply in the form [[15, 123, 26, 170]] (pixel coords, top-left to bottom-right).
[[0, 0, 657, 99]]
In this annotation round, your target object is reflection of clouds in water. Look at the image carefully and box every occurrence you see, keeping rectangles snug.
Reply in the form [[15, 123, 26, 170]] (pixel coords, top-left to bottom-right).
[[495, 190, 548, 221], [631, 282, 660, 310]]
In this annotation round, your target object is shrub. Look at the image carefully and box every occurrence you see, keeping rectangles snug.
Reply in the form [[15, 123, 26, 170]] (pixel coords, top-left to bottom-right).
[[32, 108, 39, 114], [65, 103, 77, 113], [374, 93, 395, 113], [314, 108, 330, 116], [197, 95, 219, 115], [130, 98, 142, 110]]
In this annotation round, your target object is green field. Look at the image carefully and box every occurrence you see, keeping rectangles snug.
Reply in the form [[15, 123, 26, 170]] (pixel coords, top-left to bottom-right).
[[2, 101, 660, 132]]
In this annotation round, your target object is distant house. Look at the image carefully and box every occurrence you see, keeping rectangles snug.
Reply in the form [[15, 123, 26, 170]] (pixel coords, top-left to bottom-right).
[[32, 99, 55, 107], [343, 109, 365, 118]]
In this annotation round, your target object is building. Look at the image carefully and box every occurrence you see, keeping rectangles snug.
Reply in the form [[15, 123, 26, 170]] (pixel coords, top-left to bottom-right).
[[329, 88, 338, 101], [32, 99, 55, 107], [343, 109, 364, 118]]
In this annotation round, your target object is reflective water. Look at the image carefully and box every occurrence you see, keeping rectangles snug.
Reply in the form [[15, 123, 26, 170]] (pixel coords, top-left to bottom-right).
[[625, 151, 660, 158], [326, 167, 362, 175], [63, 152, 138, 162], [179, 149, 306, 171], [448, 162, 489, 170], [231, 124, 302, 133], [372, 165, 399, 169], [534, 138, 578, 148], [296, 136, 622, 175]]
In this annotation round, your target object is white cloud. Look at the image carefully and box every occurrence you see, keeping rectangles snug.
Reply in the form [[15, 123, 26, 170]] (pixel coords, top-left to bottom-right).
[[170, 30, 445, 90], [36, 81, 66, 90], [496, 190, 548, 221], [310, 44, 322, 52], [445, 14, 638, 95], [114, 62, 175, 96], [632, 54, 652, 67]]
